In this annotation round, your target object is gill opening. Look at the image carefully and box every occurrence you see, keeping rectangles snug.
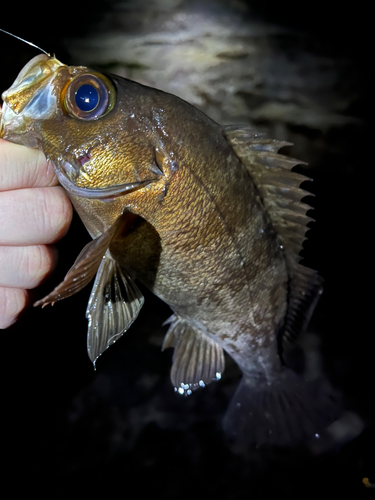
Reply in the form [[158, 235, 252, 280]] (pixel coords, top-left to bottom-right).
[[0, 28, 50, 56]]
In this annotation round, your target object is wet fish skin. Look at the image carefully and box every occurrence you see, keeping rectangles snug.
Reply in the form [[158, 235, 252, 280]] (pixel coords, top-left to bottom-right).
[[0, 55, 335, 448], [22, 70, 288, 371]]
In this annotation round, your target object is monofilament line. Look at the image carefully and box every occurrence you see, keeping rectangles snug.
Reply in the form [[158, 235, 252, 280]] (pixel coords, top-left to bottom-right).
[[0, 28, 50, 56]]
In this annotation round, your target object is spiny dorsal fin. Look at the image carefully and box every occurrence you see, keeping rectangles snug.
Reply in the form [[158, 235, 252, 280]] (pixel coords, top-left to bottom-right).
[[224, 125, 323, 348], [162, 316, 225, 394]]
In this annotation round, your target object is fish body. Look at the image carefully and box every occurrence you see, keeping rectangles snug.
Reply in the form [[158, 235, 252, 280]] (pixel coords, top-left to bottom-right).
[[1, 54, 333, 447]]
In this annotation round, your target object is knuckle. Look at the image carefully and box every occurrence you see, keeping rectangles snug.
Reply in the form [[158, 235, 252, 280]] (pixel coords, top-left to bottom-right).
[[38, 187, 73, 243], [22, 245, 56, 288], [33, 156, 57, 188]]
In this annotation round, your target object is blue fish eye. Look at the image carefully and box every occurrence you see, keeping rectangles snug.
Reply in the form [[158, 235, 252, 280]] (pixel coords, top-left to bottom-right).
[[65, 73, 114, 120], [75, 84, 99, 112]]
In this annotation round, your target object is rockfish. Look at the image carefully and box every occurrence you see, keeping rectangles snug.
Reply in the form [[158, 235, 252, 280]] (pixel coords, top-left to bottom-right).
[[0, 53, 334, 448]]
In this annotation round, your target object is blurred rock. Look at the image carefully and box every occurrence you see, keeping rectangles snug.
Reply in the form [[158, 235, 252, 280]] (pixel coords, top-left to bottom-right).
[[63, 0, 364, 167]]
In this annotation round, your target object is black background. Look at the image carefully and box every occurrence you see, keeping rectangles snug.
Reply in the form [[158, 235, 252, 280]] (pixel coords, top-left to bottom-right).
[[0, 1, 370, 497]]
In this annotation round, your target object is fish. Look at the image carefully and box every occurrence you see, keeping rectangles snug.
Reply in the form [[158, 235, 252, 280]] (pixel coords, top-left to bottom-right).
[[0, 52, 337, 448]]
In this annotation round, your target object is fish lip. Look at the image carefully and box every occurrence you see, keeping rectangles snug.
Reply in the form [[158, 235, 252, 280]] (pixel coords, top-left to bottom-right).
[[54, 162, 155, 200]]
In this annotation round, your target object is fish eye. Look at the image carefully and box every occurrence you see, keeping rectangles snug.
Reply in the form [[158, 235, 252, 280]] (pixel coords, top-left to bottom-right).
[[63, 73, 115, 120], [75, 84, 99, 112]]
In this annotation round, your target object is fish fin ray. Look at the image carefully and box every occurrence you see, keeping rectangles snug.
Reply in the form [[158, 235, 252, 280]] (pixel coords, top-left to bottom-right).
[[223, 367, 340, 450], [34, 217, 124, 307], [162, 317, 224, 393], [224, 126, 311, 268], [224, 125, 322, 343], [282, 264, 323, 348], [86, 253, 144, 365]]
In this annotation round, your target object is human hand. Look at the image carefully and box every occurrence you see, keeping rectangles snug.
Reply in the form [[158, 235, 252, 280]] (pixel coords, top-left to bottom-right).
[[0, 138, 73, 328]]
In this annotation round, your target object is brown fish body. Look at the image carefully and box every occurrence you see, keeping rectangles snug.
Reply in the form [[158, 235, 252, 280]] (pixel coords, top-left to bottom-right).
[[0, 55, 335, 447], [68, 79, 287, 374]]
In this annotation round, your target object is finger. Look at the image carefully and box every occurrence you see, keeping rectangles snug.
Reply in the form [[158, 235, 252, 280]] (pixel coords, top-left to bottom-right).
[[0, 139, 57, 191], [0, 287, 28, 329], [0, 245, 57, 289], [0, 186, 73, 245]]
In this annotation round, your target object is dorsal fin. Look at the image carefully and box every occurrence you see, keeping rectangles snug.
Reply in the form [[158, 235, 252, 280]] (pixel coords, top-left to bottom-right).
[[224, 125, 323, 349]]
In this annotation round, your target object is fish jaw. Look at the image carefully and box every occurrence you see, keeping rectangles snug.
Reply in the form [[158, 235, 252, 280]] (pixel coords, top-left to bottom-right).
[[0, 54, 67, 147], [53, 158, 156, 201]]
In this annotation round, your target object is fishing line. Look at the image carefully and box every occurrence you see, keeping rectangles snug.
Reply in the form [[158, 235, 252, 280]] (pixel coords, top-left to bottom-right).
[[0, 28, 50, 56]]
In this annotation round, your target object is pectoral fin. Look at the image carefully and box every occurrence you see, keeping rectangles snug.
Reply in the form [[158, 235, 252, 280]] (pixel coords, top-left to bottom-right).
[[162, 316, 225, 394], [34, 216, 126, 307], [34, 213, 144, 365], [86, 252, 144, 365]]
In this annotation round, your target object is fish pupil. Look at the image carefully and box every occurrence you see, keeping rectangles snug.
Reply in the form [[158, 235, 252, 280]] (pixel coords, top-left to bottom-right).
[[75, 84, 99, 112]]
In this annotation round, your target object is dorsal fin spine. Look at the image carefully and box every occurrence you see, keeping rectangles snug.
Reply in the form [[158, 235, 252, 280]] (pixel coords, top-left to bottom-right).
[[224, 125, 323, 349]]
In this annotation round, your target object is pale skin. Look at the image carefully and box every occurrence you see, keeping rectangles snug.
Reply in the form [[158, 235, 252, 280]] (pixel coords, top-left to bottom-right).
[[0, 138, 73, 328]]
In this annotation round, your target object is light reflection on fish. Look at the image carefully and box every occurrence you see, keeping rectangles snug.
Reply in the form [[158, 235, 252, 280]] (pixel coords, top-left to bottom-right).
[[0, 53, 336, 448]]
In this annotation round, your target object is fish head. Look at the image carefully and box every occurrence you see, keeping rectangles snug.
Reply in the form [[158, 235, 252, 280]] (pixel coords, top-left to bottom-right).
[[1, 54, 166, 222]]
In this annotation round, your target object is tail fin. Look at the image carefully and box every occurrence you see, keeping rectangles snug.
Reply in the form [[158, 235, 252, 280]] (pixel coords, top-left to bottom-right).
[[223, 367, 340, 451]]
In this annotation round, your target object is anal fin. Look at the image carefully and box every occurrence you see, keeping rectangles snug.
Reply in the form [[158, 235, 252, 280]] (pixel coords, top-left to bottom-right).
[[162, 316, 225, 395]]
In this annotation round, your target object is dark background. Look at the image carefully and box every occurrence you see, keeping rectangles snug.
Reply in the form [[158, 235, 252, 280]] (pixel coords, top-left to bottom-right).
[[0, 1, 370, 497]]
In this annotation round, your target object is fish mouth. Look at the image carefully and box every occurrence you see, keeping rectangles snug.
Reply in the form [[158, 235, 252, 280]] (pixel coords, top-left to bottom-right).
[[1, 55, 68, 147], [54, 161, 156, 200]]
